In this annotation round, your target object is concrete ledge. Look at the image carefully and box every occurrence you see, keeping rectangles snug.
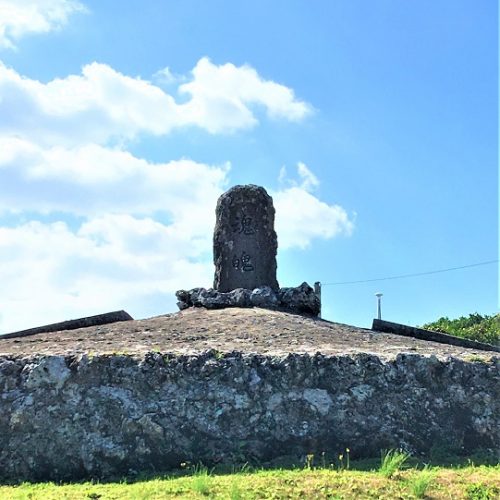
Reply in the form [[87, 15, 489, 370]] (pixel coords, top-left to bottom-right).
[[0, 311, 133, 339], [372, 319, 500, 353]]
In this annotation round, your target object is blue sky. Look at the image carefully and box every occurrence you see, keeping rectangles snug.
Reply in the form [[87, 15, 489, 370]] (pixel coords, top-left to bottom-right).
[[0, 0, 497, 333]]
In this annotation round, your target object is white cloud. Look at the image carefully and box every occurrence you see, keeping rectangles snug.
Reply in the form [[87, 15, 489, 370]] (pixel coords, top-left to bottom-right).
[[179, 57, 312, 133], [279, 162, 320, 192], [153, 66, 185, 86], [0, 0, 86, 49], [0, 139, 230, 333], [0, 61, 181, 146], [274, 164, 354, 249], [0, 216, 214, 332], [0, 57, 311, 145], [0, 137, 229, 220], [297, 162, 319, 191]]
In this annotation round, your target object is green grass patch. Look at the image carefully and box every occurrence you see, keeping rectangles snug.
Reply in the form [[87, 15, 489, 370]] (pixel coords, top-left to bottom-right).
[[0, 462, 498, 499], [378, 449, 410, 478], [410, 465, 436, 498]]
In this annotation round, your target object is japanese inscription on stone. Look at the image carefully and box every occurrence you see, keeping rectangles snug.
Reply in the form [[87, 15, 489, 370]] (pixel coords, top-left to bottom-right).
[[213, 184, 279, 292]]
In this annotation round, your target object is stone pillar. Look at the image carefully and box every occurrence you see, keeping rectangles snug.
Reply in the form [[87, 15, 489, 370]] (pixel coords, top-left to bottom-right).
[[213, 185, 279, 292]]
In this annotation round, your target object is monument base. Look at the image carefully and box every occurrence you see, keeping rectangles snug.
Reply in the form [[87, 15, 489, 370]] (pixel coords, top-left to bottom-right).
[[1, 308, 498, 482], [176, 282, 320, 316]]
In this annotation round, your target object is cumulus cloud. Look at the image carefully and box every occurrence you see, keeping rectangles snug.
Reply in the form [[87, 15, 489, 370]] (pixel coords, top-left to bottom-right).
[[0, 57, 311, 145], [0, 216, 214, 332], [274, 164, 354, 249], [0, 0, 86, 49], [279, 162, 319, 192], [179, 57, 312, 133], [0, 137, 229, 220], [0, 140, 228, 332], [0, 61, 181, 146]]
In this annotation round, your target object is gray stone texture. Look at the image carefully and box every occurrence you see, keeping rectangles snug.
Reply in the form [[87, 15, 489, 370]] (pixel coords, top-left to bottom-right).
[[0, 351, 498, 481], [176, 282, 320, 316], [213, 185, 279, 292]]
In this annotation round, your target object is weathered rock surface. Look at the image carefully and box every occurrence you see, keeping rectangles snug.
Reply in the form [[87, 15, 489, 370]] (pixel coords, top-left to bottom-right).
[[176, 282, 320, 316], [0, 309, 498, 482], [213, 185, 279, 292], [0, 307, 493, 360], [0, 350, 498, 482]]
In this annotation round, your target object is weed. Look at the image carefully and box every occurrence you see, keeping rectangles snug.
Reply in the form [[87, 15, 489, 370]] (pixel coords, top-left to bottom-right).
[[191, 464, 211, 496], [379, 449, 410, 478], [466, 482, 498, 500], [410, 465, 435, 498], [338, 453, 344, 471], [229, 462, 251, 476], [333, 448, 351, 471]]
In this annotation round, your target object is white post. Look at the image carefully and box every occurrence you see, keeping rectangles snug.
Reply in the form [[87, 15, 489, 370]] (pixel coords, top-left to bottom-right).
[[375, 292, 383, 320]]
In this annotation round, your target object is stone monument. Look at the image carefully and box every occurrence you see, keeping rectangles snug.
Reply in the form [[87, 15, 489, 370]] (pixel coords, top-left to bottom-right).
[[213, 185, 279, 292], [176, 184, 320, 316]]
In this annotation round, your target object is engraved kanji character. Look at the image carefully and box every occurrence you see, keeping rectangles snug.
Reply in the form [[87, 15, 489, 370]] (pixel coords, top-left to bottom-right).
[[241, 251, 254, 272]]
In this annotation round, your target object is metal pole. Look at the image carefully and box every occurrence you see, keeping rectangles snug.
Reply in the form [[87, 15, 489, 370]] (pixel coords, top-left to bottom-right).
[[314, 281, 322, 318], [375, 293, 383, 320]]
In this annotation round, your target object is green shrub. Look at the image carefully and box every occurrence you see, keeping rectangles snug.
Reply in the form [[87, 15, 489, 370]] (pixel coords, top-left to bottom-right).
[[422, 313, 499, 345]]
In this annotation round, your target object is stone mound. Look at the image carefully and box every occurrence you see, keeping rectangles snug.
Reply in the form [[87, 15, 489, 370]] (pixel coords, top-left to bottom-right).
[[0, 308, 498, 482]]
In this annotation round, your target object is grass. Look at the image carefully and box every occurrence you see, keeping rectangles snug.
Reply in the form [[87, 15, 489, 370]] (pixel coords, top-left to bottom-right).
[[410, 465, 436, 498], [0, 458, 498, 499], [465, 482, 499, 499], [191, 465, 211, 496], [378, 449, 410, 478]]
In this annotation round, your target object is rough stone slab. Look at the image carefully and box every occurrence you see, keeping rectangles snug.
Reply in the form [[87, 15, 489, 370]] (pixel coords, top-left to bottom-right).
[[0, 350, 498, 481], [176, 283, 320, 316], [0, 310, 133, 339], [213, 185, 279, 292], [372, 319, 500, 353]]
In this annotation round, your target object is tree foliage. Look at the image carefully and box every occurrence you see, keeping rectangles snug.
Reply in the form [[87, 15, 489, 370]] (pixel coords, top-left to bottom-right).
[[422, 313, 499, 345]]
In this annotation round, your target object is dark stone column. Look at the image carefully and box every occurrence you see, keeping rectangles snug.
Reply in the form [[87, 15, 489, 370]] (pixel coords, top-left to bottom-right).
[[213, 185, 279, 292]]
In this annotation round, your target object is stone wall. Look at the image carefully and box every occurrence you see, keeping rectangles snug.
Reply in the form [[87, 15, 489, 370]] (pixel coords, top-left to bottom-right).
[[0, 351, 498, 481]]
